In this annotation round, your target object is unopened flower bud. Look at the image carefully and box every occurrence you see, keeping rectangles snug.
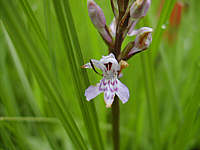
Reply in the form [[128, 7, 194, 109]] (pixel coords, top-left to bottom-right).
[[88, 0, 106, 29], [88, 0, 113, 45], [130, 0, 151, 19]]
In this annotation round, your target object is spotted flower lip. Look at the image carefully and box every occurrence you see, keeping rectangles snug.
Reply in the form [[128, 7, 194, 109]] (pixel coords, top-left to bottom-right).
[[82, 53, 130, 108]]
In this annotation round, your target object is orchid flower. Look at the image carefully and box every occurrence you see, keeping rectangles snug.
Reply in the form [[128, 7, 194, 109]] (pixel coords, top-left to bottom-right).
[[82, 53, 129, 108]]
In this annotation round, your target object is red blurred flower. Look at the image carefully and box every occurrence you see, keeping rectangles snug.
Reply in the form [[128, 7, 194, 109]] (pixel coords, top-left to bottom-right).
[[158, 0, 187, 43]]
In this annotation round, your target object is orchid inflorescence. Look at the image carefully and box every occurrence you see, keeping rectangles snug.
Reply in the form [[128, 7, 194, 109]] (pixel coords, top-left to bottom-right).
[[82, 0, 152, 108]]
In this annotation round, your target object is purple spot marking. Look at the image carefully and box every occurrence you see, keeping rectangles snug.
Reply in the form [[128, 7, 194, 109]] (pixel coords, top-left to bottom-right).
[[105, 92, 107, 97], [114, 87, 118, 91], [111, 80, 115, 85], [105, 93, 109, 99], [99, 87, 103, 91], [110, 88, 115, 93]]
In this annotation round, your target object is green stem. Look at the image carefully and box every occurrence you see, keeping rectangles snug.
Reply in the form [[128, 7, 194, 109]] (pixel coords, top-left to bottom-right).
[[0, 117, 59, 123], [112, 96, 120, 150]]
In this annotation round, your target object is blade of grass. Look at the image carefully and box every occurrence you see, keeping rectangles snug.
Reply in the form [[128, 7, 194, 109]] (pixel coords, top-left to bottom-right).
[[0, 124, 16, 150], [151, 0, 177, 60], [51, 0, 104, 149], [138, 0, 178, 148], [139, 18, 160, 149], [0, 122, 29, 150], [0, 1, 88, 149], [43, 0, 59, 83], [19, 0, 48, 52], [0, 117, 58, 123], [140, 53, 160, 150], [2, 23, 40, 115], [62, 0, 104, 149], [0, 49, 20, 116], [160, 46, 183, 120], [2, 21, 65, 150], [170, 75, 200, 150], [0, 38, 31, 150]]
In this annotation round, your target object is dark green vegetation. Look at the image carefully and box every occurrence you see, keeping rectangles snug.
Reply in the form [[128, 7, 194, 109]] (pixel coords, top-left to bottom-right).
[[0, 0, 200, 150]]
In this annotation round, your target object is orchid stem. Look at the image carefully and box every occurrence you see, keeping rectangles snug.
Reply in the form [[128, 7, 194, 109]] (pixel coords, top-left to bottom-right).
[[112, 96, 120, 150]]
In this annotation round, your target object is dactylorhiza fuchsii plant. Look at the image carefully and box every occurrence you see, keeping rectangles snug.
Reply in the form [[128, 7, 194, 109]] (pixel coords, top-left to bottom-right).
[[82, 0, 152, 108]]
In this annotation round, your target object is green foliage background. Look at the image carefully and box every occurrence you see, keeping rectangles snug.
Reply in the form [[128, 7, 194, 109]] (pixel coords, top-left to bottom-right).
[[0, 0, 200, 150]]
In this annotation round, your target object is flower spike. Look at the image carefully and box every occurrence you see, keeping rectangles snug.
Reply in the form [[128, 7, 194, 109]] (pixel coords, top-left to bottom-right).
[[84, 0, 153, 107]]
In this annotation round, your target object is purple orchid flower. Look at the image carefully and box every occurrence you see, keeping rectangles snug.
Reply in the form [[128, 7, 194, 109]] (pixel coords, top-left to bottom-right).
[[82, 53, 129, 108]]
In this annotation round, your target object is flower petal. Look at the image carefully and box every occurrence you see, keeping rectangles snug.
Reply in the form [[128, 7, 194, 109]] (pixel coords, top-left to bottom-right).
[[104, 90, 115, 108], [99, 79, 107, 91], [100, 53, 120, 71], [128, 19, 139, 36], [82, 59, 106, 71], [129, 26, 153, 37], [116, 79, 129, 103], [109, 18, 116, 37], [85, 83, 102, 101], [100, 53, 117, 63]]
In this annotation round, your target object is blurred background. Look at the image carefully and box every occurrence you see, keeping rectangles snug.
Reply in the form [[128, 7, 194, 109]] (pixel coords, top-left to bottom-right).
[[0, 0, 200, 150]]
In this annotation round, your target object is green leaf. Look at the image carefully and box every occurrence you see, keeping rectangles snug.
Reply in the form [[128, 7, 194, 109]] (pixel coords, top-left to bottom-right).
[[0, 0, 88, 149]]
